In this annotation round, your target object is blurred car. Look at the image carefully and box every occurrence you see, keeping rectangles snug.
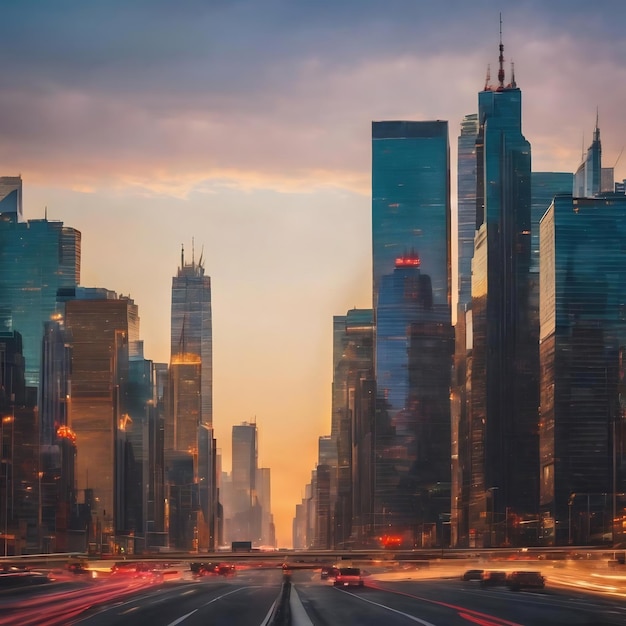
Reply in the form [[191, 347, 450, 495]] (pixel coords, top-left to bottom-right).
[[461, 568, 484, 581], [506, 570, 545, 591], [0, 566, 52, 587], [191, 562, 219, 576], [217, 563, 236, 577], [321, 566, 339, 580], [110, 561, 140, 575], [67, 558, 90, 575], [333, 567, 364, 588], [480, 570, 507, 587]]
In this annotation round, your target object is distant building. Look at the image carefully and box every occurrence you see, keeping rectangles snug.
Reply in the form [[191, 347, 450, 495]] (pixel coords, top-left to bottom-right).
[[170, 244, 212, 426], [573, 116, 602, 198], [0, 175, 22, 221], [330, 308, 374, 548], [457, 114, 479, 309], [230, 422, 260, 542], [256, 467, 273, 547]]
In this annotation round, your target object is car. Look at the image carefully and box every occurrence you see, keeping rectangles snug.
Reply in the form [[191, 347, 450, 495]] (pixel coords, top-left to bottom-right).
[[333, 567, 364, 587], [321, 566, 339, 580], [461, 568, 484, 581], [480, 570, 507, 587], [506, 570, 545, 591]]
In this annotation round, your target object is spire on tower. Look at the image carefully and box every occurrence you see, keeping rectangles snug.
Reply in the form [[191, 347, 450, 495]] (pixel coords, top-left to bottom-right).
[[510, 61, 516, 88], [498, 13, 505, 89], [484, 64, 491, 91], [181, 244, 184, 270]]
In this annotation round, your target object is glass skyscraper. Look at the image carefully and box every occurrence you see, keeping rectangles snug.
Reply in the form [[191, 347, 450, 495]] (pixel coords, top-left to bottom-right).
[[468, 42, 537, 547], [539, 194, 626, 545], [371, 121, 452, 546], [372, 121, 451, 308], [170, 245, 213, 427], [457, 113, 479, 308], [0, 218, 80, 387]]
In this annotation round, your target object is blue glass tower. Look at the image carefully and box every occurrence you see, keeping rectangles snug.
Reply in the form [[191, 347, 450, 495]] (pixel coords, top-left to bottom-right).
[[468, 34, 537, 547], [539, 194, 626, 545], [371, 121, 452, 545], [0, 217, 80, 388]]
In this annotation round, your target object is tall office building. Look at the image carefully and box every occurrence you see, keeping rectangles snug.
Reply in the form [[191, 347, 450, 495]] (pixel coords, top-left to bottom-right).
[[170, 245, 212, 426], [467, 34, 537, 547], [0, 176, 22, 221], [0, 217, 80, 387], [531, 173, 574, 273], [372, 121, 451, 308], [330, 308, 374, 548], [371, 121, 452, 546], [457, 114, 479, 309], [539, 194, 626, 545], [256, 467, 273, 547], [63, 290, 140, 547], [574, 115, 602, 198], [230, 422, 260, 542]]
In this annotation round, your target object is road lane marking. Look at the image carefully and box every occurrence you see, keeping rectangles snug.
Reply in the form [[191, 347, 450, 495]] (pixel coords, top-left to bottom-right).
[[333, 587, 437, 625], [367, 583, 522, 626], [166, 610, 198, 626], [164, 587, 251, 625], [259, 598, 278, 626], [290, 586, 314, 626]]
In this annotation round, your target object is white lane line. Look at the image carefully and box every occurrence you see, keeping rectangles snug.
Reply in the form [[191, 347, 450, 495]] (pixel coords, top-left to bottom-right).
[[166, 610, 198, 626], [165, 586, 250, 625], [334, 588, 438, 626], [259, 598, 278, 626], [290, 586, 314, 626]]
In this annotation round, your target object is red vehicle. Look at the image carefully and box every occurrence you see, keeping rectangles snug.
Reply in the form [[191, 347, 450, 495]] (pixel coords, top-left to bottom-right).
[[333, 567, 364, 588]]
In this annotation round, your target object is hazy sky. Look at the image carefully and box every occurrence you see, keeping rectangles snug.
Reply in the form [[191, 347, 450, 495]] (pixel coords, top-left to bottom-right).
[[2, 0, 626, 547]]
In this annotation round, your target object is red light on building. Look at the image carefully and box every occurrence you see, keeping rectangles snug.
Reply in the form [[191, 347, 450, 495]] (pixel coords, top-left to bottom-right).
[[395, 254, 420, 268], [57, 425, 77, 445]]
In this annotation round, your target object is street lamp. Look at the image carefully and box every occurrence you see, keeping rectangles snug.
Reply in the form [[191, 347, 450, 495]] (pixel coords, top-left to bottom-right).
[[38, 471, 44, 553], [486, 487, 499, 547], [1, 415, 14, 557], [568, 493, 575, 545]]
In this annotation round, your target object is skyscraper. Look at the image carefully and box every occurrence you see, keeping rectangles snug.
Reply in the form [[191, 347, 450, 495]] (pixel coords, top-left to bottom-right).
[[371, 120, 452, 546], [63, 290, 139, 547], [170, 244, 212, 427], [574, 115, 601, 198], [467, 32, 537, 547], [372, 121, 451, 308], [230, 422, 260, 542], [0, 176, 22, 221], [0, 217, 80, 387], [457, 114, 479, 309], [539, 194, 626, 545]]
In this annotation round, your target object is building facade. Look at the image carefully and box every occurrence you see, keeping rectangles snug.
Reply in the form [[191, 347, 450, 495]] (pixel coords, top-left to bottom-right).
[[539, 194, 626, 545]]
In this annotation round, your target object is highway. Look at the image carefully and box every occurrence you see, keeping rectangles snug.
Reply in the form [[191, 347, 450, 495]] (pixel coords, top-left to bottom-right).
[[2, 559, 626, 625]]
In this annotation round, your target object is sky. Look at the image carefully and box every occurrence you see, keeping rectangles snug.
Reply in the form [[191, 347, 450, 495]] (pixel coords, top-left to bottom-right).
[[1, 0, 626, 548]]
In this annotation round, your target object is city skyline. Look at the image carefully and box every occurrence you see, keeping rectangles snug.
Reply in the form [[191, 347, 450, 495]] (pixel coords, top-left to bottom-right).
[[2, 1, 626, 547]]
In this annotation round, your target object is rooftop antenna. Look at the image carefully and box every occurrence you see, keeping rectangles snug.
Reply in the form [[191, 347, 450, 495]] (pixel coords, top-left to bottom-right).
[[510, 60, 516, 88], [181, 243, 184, 270], [198, 245, 204, 269], [484, 64, 491, 91], [192, 237, 195, 266], [44, 205, 48, 220], [498, 13, 505, 89]]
